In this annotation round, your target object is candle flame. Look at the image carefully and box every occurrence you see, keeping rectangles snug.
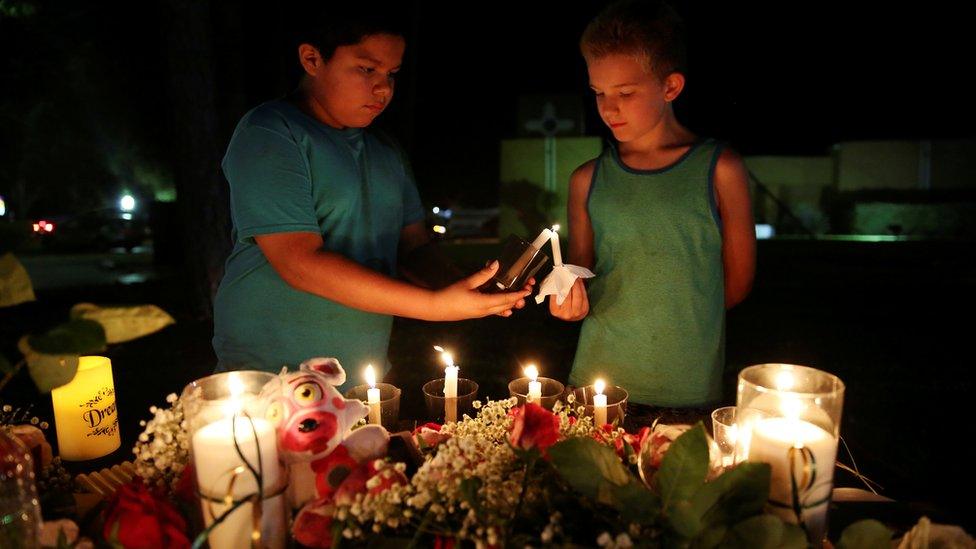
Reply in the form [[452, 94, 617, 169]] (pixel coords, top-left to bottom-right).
[[594, 379, 606, 395], [364, 364, 376, 388], [523, 364, 539, 382], [551, 224, 560, 232], [434, 345, 455, 368]]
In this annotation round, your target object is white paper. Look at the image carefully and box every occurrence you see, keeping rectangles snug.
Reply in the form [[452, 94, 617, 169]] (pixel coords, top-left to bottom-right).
[[534, 264, 595, 306]]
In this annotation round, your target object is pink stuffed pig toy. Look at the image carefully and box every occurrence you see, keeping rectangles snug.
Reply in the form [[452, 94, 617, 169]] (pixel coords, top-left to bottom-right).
[[262, 357, 389, 509]]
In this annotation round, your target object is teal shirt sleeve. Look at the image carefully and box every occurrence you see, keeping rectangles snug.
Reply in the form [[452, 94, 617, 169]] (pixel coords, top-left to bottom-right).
[[401, 159, 425, 227], [222, 125, 319, 243]]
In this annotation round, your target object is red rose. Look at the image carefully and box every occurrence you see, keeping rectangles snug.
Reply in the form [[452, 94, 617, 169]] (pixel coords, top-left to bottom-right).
[[508, 403, 560, 452], [103, 481, 189, 549]]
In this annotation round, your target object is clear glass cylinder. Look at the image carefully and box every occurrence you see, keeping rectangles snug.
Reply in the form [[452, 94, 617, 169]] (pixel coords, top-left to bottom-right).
[[736, 363, 845, 546], [180, 371, 286, 549], [1, 427, 42, 549]]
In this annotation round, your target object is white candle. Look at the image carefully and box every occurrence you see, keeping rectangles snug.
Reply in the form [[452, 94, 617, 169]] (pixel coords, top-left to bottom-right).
[[435, 346, 459, 422], [747, 415, 838, 543], [530, 228, 551, 250], [193, 415, 285, 549], [364, 364, 381, 426], [593, 379, 607, 427], [524, 364, 542, 403], [549, 224, 563, 266]]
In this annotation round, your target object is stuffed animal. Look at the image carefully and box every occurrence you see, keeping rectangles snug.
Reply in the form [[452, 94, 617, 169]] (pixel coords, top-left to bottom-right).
[[261, 358, 390, 509]]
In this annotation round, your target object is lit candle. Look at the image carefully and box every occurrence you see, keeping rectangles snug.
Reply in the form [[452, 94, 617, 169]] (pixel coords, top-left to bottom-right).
[[530, 227, 552, 250], [746, 397, 838, 543], [364, 364, 381, 425], [192, 375, 285, 549], [593, 379, 607, 427], [52, 356, 121, 461], [549, 224, 563, 266], [524, 364, 542, 403], [435, 346, 459, 422]]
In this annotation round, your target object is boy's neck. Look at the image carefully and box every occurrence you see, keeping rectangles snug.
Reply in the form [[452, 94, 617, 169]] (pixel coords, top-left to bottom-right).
[[290, 82, 346, 130], [617, 110, 696, 158]]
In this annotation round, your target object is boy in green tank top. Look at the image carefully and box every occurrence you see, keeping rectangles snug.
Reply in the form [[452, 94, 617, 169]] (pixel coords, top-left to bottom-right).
[[550, 0, 756, 408]]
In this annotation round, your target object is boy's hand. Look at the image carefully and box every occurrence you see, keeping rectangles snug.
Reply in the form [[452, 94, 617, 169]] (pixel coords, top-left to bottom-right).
[[549, 278, 589, 321], [430, 261, 531, 320]]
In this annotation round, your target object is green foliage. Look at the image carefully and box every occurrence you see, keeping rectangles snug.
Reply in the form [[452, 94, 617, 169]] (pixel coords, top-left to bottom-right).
[[655, 422, 710, 509], [26, 353, 79, 394], [27, 319, 106, 355], [836, 520, 892, 549], [720, 515, 808, 548]]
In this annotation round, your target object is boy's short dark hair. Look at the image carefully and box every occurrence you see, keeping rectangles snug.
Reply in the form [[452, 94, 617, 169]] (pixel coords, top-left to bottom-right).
[[296, 3, 408, 62], [580, 0, 687, 80]]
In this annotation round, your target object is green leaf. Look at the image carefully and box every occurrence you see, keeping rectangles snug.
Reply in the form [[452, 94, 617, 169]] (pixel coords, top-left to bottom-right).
[[836, 520, 892, 549], [459, 477, 484, 516], [27, 353, 79, 393], [720, 515, 807, 549], [549, 437, 633, 506], [27, 319, 106, 355], [691, 462, 771, 529], [655, 423, 709, 509], [611, 479, 660, 525], [669, 499, 704, 539]]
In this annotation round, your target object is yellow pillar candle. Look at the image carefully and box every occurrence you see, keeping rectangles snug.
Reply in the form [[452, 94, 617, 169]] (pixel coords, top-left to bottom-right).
[[52, 356, 121, 461]]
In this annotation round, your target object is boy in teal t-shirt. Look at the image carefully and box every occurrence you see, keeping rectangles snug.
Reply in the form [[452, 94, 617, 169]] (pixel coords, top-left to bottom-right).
[[549, 0, 757, 408], [213, 7, 530, 386]]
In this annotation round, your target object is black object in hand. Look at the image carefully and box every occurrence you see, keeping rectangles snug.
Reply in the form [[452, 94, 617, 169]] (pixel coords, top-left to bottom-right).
[[482, 234, 549, 293]]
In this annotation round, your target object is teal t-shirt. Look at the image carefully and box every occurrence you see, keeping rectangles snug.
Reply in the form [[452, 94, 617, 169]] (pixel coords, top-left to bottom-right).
[[212, 99, 425, 387]]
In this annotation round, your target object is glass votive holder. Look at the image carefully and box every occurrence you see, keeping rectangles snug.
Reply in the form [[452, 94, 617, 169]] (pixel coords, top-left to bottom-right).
[[344, 383, 402, 431], [710, 406, 740, 468], [508, 377, 566, 410], [736, 363, 845, 547], [422, 378, 479, 423], [180, 370, 287, 549], [569, 385, 629, 426]]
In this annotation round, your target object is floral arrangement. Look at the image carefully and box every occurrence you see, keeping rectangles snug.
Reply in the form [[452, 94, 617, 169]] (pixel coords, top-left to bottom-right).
[[131, 393, 189, 492], [7, 388, 968, 549]]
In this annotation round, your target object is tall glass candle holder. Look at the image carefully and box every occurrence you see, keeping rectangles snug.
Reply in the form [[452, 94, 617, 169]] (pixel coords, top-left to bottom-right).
[[52, 356, 121, 461], [736, 363, 844, 547], [181, 371, 286, 549]]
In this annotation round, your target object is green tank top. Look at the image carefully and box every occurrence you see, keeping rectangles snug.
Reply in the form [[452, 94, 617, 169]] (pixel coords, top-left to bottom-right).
[[569, 138, 726, 407]]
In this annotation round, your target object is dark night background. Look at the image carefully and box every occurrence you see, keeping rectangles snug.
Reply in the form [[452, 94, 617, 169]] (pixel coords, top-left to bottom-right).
[[2, 0, 975, 538]]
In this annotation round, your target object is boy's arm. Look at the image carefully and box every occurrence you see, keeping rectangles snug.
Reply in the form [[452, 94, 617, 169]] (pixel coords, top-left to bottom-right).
[[255, 232, 528, 320], [714, 148, 757, 308], [567, 160, 597, 270], [551, 160, 597, 321], [397, 222, 464, 289]]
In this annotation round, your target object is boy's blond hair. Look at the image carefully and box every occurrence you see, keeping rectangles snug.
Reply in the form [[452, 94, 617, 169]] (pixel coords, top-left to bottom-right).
[[580, 0, 687, 80]]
